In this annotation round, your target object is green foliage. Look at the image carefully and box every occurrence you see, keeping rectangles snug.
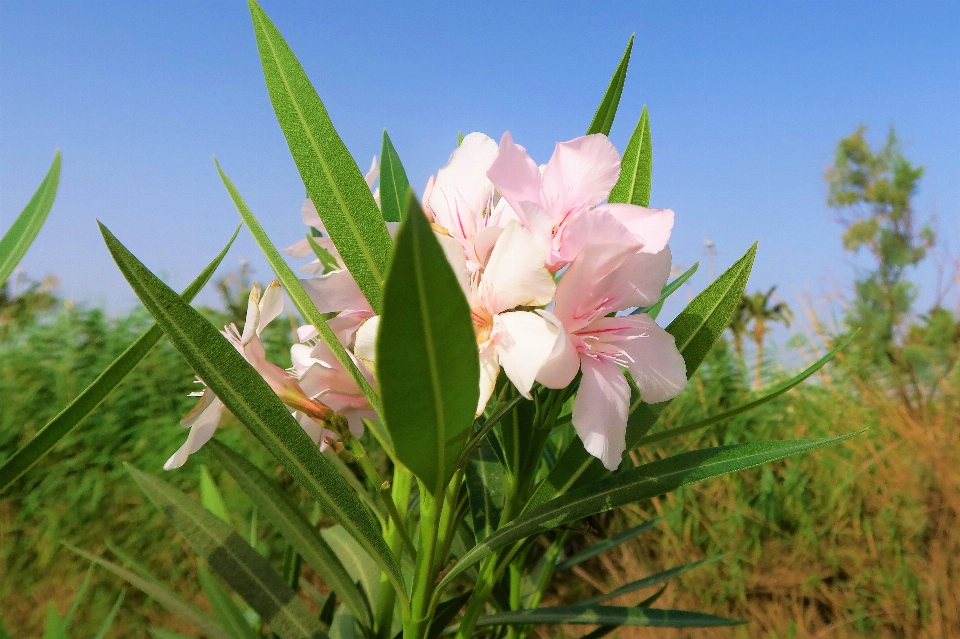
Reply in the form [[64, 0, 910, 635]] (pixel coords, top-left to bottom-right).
[[378, 199, 479, 496], [378, 130, 411, 223], [0, 150, 61, 286], [476, 605, 740, 628], [247, 0, 392, 313], [608, 105, 652, 207], [586, 35, 634, 137]]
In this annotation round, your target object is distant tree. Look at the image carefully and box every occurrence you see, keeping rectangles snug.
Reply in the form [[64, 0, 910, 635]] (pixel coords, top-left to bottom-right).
[[743, 286, 793, 389], [727, 295, 751, 363], [825, 125, 959, 414], [0, 271, 58, 340], [825, 125, 932, 366]]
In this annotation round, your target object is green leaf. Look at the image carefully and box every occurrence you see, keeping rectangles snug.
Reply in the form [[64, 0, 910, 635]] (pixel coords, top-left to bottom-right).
[[150, 631, 194, 639], [637, 331, 857, 447], [523, 243, 758, 513], [125, 465, 328, 639], [608, 106, 652, 207], [91, 589, 126, 639], [200, 465, 232, 526], [306, 234, 340, 274], [215, 162, 381, 415], [586, 35, 634, 136], [377, 198, 479, 495], [465, 446, 505, 543], [64, 544, 233, 639], [198, 565, 261, 639], [247, 0, 391, 312], [379, 130, 411, 223], [53, 563, 95, 639], [441, 434, 853, 587], [319, 526, 381, 612], [98, 223, 404, 601], [0, 225, 240, 493], [208, 440, 371, 625], [43, 603, 63, 639], [578, 556, 721, 605], [0, 149, 61, 285], [642, 261, 698, 320], [426, 592, 472, 639], [477, 606, 741, 628], [554, 517, 664, 571]]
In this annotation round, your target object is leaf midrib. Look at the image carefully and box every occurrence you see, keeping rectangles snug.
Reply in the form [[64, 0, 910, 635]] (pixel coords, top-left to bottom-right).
[[254, 9, 384, 286], [113, 242, 399, 594]]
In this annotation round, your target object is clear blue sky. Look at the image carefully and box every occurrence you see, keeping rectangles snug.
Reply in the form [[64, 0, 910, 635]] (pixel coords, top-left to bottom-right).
[[2, 1, 958, 325]]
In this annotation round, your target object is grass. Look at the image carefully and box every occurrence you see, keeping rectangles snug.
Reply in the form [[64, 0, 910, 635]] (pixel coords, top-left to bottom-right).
[[1, 304, 958, 637]]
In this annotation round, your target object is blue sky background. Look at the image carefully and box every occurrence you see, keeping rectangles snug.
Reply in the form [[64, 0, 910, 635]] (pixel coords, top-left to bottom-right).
[[2, 1, 958, 335]]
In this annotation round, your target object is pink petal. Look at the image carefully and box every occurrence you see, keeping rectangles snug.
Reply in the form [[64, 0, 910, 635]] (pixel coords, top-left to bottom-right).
[[486, 131, 543, 220], [477, 341, 500, 416], [614, 314, 688, 403], [301, 270, 372, 315], [422, 175, 437, 222], [165, 390, 224, 470], [614, 247, 673, 310], [429, 132, 498, 241], [555, 208, 641, 266], [541, 134, 621, 215], [594, 204, 674, 254], [480, 221, 555, 315], [534, 311, 582, 389], [494, 311, 562, 399], [552, 242, 643, 328], [257, 281, 284, 334], [364, 156, 379, 190], [572, 356, 631, 471], [302, 199, 326, 233]]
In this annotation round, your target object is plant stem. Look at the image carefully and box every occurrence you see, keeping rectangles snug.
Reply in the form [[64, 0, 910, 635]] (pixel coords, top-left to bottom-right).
[[405, 483, 443, 639], [375, 464, 412, 639]]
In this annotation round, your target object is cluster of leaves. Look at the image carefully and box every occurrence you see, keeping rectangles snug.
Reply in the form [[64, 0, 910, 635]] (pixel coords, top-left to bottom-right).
[[0, 2, 855, 638]]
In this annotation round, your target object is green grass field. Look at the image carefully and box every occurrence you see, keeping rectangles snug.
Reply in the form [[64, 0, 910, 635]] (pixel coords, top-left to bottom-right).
[[1, 304, 957, 638]]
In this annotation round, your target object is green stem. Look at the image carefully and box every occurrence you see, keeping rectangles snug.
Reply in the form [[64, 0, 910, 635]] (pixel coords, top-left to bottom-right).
[[454, 554, 498, 639], [348, 439, 416, 556], [375, 464, 412, 639], [405, 484, 443, 639]]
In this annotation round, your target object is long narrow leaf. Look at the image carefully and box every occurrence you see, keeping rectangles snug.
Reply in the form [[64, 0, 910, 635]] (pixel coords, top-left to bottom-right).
[[54, 563, 95, 639], [125, 465, 327, 639], [578, 557, 721, 606], [215, 162, 381, 415], [379, 130, 411, 223], [377, 198, 479, 495], [555, 517, 664, 571], [64, 545, 233, 639], [477, 606, 741, 628], [198, 565, 261, 639], [247, 0, 391, 312], [608, 106, 652, 207], [637, 332, 857, 447], [98, 224, 404, 600], [586, 36, 634, 136], [523, 243, 757, 513], [441, 434, 853, 587], [0, 225, 240, 493], [208, 440, 371, 625], [91, 589, 126, 639], [0, 149, 61, 284]]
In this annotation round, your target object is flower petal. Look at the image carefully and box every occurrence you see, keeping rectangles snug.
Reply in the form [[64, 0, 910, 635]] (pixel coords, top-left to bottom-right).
[[429, 132, 498, 241], [541, 134, 621, 215], [552, 241, 641, 328], [615, 314, 688, 403], [535, 311, 582, 389], [364, 156, 379, 190], [301, 269, 372, 315], [434, 231, 471, 298], [594, 204, 674, 254], [486, 131, 543, 219], [302, 198, 326, 233], [240, 283, 261, 346], [555, 207, 641, 266], [165, 390, 224, 470], [353, 315, 379, 374], [257, 280, 284, 334], [480, 221, 555, 314], [616, 246, 673, 310], [494, 311, 561, 398], [572, 356, 630, 471], [477, 341, 500, 416]]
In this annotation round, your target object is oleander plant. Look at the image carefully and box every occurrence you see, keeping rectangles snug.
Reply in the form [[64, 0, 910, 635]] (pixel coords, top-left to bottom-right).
[[0, 2, 856, 637]]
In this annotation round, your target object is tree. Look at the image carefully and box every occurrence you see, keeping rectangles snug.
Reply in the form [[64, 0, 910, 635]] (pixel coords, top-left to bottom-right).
[[825, 125, 932, 367], [743, 286, 793, 389], [727, 295, 751, 363]]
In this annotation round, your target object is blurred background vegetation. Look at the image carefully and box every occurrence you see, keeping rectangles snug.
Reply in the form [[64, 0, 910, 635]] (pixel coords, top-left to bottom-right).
[[1, 126, 958, 638]]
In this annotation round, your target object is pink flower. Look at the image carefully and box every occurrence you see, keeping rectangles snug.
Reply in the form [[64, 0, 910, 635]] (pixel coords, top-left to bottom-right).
[[428, 132, 522, 272], [291, 336, 377, 445], [536, 243, 687, 470], [486, 132, 675, 271], [165, 282, 334, 470]]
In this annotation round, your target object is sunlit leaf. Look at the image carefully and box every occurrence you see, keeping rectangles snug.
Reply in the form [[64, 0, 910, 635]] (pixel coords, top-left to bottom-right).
[[608, 106, 652, 207], [379, 130, 411, 223], [477, 605, 741, 628], [0, 149, 61, 285], [586, 36, 634, 136]]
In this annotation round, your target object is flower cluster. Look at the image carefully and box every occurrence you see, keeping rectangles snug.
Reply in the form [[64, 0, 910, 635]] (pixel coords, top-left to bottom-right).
[[170, 132, 687, 471]]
